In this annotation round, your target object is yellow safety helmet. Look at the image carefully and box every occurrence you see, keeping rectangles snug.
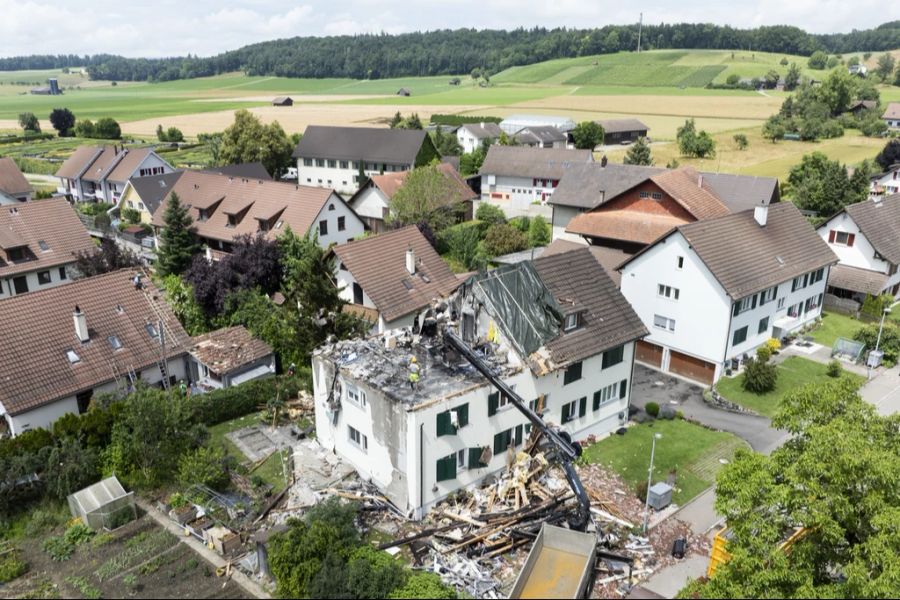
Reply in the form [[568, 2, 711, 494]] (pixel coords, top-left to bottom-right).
[[410, 356, 417, 364]]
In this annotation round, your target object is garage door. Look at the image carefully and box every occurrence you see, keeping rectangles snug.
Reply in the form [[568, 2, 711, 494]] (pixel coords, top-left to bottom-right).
[[669, 351, 716, 386], [635, 341, 663, 367]]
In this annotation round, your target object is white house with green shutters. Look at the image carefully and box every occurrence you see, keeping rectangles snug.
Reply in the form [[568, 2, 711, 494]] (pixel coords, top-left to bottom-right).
[[311, 247, 646, 518]]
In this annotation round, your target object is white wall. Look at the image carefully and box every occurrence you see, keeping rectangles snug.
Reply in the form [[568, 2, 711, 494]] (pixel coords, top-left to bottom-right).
[[457, 128, 495, 154], [551, 205, 588, 243], [0, 263, 74, 299], [481, 175, 557, 210], [298, 159, 412, 197], [350, 187, 389, 222], [818, 213, 889, 274], [311, 193, 366, 247]]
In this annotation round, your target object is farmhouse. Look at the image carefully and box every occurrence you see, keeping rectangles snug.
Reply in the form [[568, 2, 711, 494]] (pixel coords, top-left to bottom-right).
[[456, 122, 502, 154], [293, 126, 439, 196], [333, 225, 462, 333], [817, 193, 900, 302], [478, 146, 594, 211], [313, 247, 646, 518], [0, 270, 190, 436], [150, 170, 364, 252], [0, 199, 95, 299], [548, 162, 780, 244], [619, 203, 837, 385], [272, 96, 293, 106], [883, 103, 900, 129], [56, 145, 175, 204], [0, 157, 33, 203], [514, 125, 569, 149], [188, 325, 276, 391], [346, 162, 476, 233], [596, 118, 649, 145]]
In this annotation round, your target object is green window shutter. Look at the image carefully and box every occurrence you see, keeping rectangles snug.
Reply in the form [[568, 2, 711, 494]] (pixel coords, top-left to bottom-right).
[[436, 411, 453, 436], [514, 424, 523, 446], [561, 404, 570, 423], [578, 396, 587, 418], [493, 431, 504, 455], [436, 455, 455, 482], [468, 447, 485, 469], [620, 379, 627, 399], [455, 404, 469, 428], [488, 392, 499, 417], [593, 391, 601, 411], [732, 302, 740, 317]]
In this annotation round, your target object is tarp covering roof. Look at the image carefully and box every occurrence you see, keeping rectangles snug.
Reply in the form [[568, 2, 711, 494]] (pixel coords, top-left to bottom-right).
[[465, 262, 562, 357]]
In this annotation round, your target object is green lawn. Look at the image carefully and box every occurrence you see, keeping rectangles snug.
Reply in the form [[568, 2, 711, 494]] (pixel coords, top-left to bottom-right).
[[207, 411, 289, 491], [581, 419, 747, 505], [715, 356, 865, 418], [810, 311, 866, 347]]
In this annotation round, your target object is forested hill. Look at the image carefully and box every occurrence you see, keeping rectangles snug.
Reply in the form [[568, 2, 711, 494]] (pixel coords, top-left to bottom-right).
[[2, 21, 899, 82]]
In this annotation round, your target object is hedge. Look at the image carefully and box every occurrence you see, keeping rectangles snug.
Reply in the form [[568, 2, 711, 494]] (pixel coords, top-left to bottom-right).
[[190, 373, 310, 426], [0, 132, 55, 145], [429, 114, 501, 127]]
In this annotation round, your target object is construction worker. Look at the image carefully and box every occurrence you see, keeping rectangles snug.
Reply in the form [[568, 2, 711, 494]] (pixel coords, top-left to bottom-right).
[[288, 362, 296, 377], [408, 356, 420, 390], [179, 380, 187, 397]]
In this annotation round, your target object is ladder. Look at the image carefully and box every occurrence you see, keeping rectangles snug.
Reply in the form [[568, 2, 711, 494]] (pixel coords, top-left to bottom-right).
[[139, 273, 180, 391]]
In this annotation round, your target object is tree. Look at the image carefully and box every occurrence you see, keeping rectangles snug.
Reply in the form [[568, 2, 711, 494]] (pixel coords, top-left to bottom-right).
[[875, 139, 900, 172], [42, 438, 100, 501], [826, 56, 840, 69], [807, 50, 828, 69], [482, 223, 528, 256], [219, 110, 293, 177], [764, 69, 780, 89], [475, 202, 506, 225], [49, 108, 75, 136], [762, 115, 786, 143], [156, 192, 200, 277], [528, 216, 550, 247], [875, 52, 896, 81], [681, 379, 900, 598], [623, 136, 653, 165], [309, 545, 408, 599], [389, 111, 403, 128], [18, 112, 40, 133], [93, 117, 121, 139], [177, 445, 229, 490], [459, 141, 489, 177], [733, 133, 749, 150], [787, 152, 864, 216], [74, 119, 95, 138], [156, 124, 165, 141], [726, 74, 740, 86], [387, 164, 466, 232], [159, 274, 209, 336], [430, 126, 462, 156], [198, 132, 223, 166], [74, 238, 142, 277], [388, 573, 457, 599], [784, 63, 802, 91], [818, 68, 857, 115], [690, 130, 716, 159], [571, 121, 604, 150]]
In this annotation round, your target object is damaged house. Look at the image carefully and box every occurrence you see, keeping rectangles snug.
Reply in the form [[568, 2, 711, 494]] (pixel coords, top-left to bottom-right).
[[312, 247, 647, 518]]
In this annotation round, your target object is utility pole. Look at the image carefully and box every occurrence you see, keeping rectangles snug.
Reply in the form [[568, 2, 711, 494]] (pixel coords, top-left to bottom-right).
[[637, 12, 643, 53]]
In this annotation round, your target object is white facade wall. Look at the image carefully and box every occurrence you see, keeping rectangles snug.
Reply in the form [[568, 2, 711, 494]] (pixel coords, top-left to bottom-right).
[[480, 174, 557, 211], [0, 263, 74, 299], [311, 194, 366, 248], [297, 159, 413, 197], [350, 187, 389, 223], [551, 205, 588, 243], [457, 129, 495, 154], [818, 212, 900, 294]]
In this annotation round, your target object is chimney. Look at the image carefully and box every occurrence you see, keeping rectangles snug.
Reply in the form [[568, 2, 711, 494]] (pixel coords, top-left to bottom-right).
[[73, 306, 89, 343], [405, 246, 416, 275], [698, 174, 703, 188], [754, 204, 768, 227]]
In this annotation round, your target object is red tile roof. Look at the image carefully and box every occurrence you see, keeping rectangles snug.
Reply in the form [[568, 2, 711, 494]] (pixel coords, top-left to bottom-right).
[[189, 326, 273, 376]]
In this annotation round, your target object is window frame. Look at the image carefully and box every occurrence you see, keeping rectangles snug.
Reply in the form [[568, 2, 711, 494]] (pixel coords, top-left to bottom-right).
[[732, 325, 749, 346]]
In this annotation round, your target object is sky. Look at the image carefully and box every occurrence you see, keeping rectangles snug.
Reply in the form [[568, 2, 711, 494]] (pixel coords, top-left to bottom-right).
[[0, 0, 891, 58]]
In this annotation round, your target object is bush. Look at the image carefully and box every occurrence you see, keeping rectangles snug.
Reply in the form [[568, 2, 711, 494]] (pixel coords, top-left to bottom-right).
[[482, 223, 528, 257], [0, 553, 28, 583], [726, 74, 740, 85], [766, 338, 782, 353], [509, 216, 530, 233], [42, 536, 75, 561], [388, 572, 457, 599], [64, 522, 95, 547], [645, 402, 660, 417], [741, 357, 778, 394], [528, 215, 550, 247], [121, 207, 141, 224], [189, 374, 307, 426], [756, 345, 772, 363], [827, 359, 843, 378], [855, 322, 900, 367], [733, 133, 749, 150], [177, 445, 230, 490], [475, 202, 506, 225]]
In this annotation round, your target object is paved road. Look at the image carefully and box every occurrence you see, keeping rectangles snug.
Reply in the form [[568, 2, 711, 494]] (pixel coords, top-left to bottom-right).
[[859, 364, 900, 415], [631, 365, 788, 453]]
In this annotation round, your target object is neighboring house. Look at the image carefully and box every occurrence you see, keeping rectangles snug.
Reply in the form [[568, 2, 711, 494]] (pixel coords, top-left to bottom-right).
[[0, 270, 190, 436], [548, 162, 779, 243], [514, 126, 569, 149], [332, 225, 462, 333], [869, 164, 900, 199], [188, 325, 276, 390], [0, 158, 33, 203], [347, 163, 476, 233], [205, 162, 273, 181], [456, 122, 502, 154], [293, 126, 440, 196], [817, 193, 900, 301], [849, 64, 868, 76], [272, 96, 293, 106], [596, 118, 649, 145], [499, 114, 576, 135], [478, 146, 594, 211], [56, 145, 175, 204], [883, 103, 900, 129], [619, 203, 837, 385], [847, 100, 877, 117], [117, 171, 183, 225], [151, 170, 364, 252], [565, 167, 731, 254], [312, 247, 647, 518], [0, 199, 95, 299]]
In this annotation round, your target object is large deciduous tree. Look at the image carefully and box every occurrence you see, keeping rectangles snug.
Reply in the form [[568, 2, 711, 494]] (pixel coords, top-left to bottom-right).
[[219, 109, 294, 177], [49, 108, 76, 136], [74, 238, 142, 278], [571, 121, 604, 150], [387, 164, 465, 232], [787, 152, 866, 216]]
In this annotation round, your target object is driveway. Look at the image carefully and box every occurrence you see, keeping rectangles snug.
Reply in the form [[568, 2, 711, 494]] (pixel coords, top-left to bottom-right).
[[631, 364, 787, 453], [859, 364, 900, 416]]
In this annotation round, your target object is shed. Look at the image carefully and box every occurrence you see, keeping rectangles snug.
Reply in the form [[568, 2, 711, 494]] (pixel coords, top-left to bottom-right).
[[397, 88, 411, 97], [272, 96, 293, 106], [67, 475, 136, 531]]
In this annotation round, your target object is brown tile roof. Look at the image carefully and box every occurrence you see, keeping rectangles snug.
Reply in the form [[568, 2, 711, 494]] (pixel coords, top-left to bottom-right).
[[0, 270, 189, 416], [882, 102, 900, 120], [79, 146, 124, 183], [0, 199, 95, 278], [566, 210, 686, 245], [479, 146, 593, 179], [150, 171, 338, 244], [842, 194, 900, 265], [621, 203, 838, 299], [827, 264, 888, 296], [533, 248, 647, 367], [189, 326, 273, 376], [367, 163, 477, 205], [651, 168, 730, 221], [541, 239, 629, 287], [55, 145, 105, 180], [0, 158, 32, 196], [332, 225, 460, 322]]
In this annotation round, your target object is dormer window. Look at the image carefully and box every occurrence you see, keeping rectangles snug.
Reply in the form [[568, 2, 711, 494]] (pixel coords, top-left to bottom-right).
[[227, 214, 237, 228], [198, 208, 209, 222], [6, 247, 24, 261]]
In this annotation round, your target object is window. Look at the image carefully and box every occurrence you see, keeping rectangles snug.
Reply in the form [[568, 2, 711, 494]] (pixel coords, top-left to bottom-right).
[[198, 209, 208, 222], [37, 271, 51, 285], [593, 380, 624, 410], [38, 240, 50, 252], [66, 349, 80, 364], [338, 216, 346, 232], [315, 159, 325, 167], [348, 426, 368, 451], [529, 395, 547, 414], [653, 314, 675, 332], [812, 268, 825, 283], [562, 398, 586, 423], [760, 287, 777, 305], [805, 294, 823, 312], [651, 192, 663, 200], [777, 297, 786, 310], [677, 256, 684, 270], [758, 317, 769, 334], [732, 326, 749, 346], [436, 404, 468, 436], [732, 296, 754, 316], [328, 203, 335, 211], [456, 449, 467, 471], [639, 191, 650, 199], [493, 426, 523, 454], [563, 362, 582, 385], [340, 161, 349, 169], [346, 384, 367, 407], [602, 345, 625, 369], [829, 230, 855, 247], [436, 454, 456, 482], [108, 335, 122, 350], [488, 390, 513, 416], [13, 276, 28, 295], [657, 284, 680, 300], [792, 274, 810, 292], [788, 302, 802, 318], [319, 220, 328, 236], [564, 313, 579, 331], [59, 267, 67, 280], [328, 160, 337, 168]]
